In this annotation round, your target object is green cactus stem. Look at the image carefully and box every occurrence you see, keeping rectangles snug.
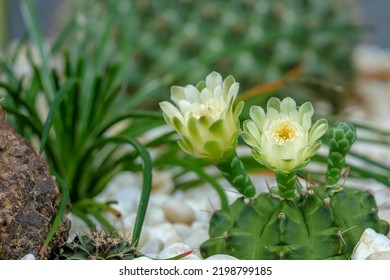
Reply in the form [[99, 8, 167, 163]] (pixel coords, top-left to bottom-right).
[[326, 121, 357, 186], [274, 171, 297, 199], [215, 150, 256, 198]]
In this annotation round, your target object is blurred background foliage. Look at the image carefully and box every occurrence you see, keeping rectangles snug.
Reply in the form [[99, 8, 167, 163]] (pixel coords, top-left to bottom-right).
[[0, 0, 389, 248]]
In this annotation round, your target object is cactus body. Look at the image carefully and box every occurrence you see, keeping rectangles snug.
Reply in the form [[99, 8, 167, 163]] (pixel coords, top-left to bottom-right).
[[200, 185, 389, 260]]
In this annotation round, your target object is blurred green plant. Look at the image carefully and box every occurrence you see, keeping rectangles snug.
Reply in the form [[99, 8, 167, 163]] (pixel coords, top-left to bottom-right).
[[0, 0, 161, 252], [57, 0, 361, 112]]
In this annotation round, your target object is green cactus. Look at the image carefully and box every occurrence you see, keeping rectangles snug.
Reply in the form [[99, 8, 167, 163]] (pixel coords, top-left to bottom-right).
[[326, 121, 357, 186], [200, 122, 389, 259], [54, 229, 139, 260]]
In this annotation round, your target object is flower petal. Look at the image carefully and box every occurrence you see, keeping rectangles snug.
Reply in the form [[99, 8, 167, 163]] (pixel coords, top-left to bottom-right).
[[205, 71, 223, 91], [178, 100, 195, 115], [159, 101, 183, 123], [200, 88, 214, 103], [309, 119, 328, 142], [233, 101, 244, 120], [280, 97, 296, 114], [171, 86, 186, 104], [223, 75, 235, 93], [267, 97, 281, 111], [249, 106, 266, 132], [226, 80, 239, 102], [184, 85, 201, 103]]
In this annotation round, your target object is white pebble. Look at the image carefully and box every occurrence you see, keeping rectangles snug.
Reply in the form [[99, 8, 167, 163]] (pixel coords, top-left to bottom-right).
[[144, 206, 166, 226], [139, 238, 164, 259], [133, 256, 153, 260], [149, 193, 169, 207], [174, 223, 192, 239], [181, 254, 201, 260], [366, 251, 390, 260], [191, 221, 209, 231], [183, 229, 209, 250], [151, 170, 175, 194], [351, 228, 390, 260], [162, 198, 195, 224], [205, 254, 239, 260], [164, 233, 183, 247], [156, 242, 193, 260], [148, 222, 176, 243], [66, 213, 90, 243], [21, 254, 35, 260]]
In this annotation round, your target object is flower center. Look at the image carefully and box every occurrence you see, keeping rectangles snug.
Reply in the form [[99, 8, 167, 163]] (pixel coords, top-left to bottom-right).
[[192, 103, 221, 120], [270, 118, 300, 143]]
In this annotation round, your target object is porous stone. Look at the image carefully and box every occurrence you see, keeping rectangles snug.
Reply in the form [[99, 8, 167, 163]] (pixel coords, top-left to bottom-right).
[[0, 108, 70, 259]]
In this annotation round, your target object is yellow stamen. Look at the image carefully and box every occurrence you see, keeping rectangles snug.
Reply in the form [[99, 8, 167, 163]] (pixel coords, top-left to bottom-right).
[[270, 119, 299, 143]]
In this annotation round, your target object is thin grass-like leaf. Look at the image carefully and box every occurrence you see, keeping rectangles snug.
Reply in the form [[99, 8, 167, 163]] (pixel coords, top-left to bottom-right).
[[19, 0, 56, 100], [40, 78, 77, 154]]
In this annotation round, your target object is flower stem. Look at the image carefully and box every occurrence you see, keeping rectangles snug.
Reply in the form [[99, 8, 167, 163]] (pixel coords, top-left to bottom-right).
[[215, 151, 256, 198], [275, 171, 297, 199]]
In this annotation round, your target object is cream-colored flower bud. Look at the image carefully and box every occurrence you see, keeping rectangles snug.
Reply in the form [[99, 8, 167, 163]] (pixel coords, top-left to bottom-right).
[[159, 71, 243, 162]]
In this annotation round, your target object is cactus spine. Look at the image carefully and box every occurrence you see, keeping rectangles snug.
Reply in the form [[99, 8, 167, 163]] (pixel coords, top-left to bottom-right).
[[200, 121, 389, 260]]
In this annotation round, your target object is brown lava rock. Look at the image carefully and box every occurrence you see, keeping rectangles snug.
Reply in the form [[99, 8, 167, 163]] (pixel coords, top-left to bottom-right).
[[0, 108, 70, 259]]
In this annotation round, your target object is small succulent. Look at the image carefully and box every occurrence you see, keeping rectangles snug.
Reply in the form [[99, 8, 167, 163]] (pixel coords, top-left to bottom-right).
[[54, 229, 138, 260]]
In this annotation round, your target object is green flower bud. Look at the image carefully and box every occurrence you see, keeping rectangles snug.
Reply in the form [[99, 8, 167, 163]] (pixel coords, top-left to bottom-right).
[[159, 71, 243, 162]]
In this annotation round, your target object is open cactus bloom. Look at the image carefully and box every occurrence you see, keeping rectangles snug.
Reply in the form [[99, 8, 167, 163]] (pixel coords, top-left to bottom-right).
[[159, 71, 243, 162], [242, 97, 328, 173]]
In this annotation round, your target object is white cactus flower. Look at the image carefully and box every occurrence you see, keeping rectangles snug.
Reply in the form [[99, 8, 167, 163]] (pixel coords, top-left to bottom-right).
[[159, 71, 243, 162], [242, 97, 328, 173]]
